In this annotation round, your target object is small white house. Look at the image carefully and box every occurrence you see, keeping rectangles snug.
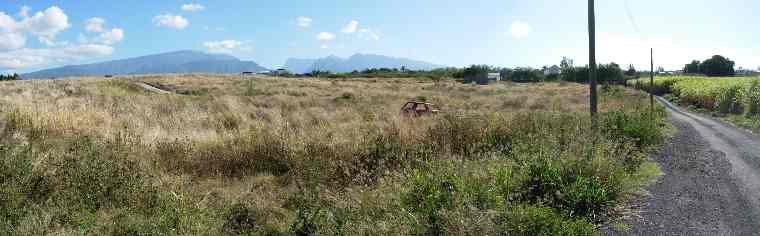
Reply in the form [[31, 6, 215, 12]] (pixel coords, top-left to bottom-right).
[[487, 73, 501, 82], [543, 65, 561, 76]]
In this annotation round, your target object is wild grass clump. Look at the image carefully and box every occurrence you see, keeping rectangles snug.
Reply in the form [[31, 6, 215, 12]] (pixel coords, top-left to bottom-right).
[[155, 131, 290, 178], [745, 79, 760, 117]]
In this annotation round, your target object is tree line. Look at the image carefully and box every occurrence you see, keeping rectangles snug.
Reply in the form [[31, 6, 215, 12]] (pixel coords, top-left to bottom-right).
[[684, 55, 735, 76], [296, 54, 738, 83], [0, 73, 21, 81], [299, 63, 628, 84]]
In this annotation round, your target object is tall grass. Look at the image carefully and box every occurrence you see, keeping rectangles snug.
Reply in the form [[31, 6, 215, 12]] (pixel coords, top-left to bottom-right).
[[0, 75, 666, 235]]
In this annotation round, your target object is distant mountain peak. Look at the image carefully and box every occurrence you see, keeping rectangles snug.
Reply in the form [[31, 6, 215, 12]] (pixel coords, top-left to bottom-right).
[[22, 50, 268, 79], [284, 54, 443, 74]]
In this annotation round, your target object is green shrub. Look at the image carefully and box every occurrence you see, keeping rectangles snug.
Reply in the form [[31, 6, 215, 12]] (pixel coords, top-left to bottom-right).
[[746, 80, 760, 116], [496, 204, 597, 236], [715, 85, 744, 114], [424, 114, 489, 157], [521, 160, 565, 206], [156, 130, 290, 178], [40, 136, 157, 214], [286, 190, 352, 236], [224, 204, 262, 235], [602, 110, 665, 150], [563, 176, 610, 217], [0, 144, 35, 232]]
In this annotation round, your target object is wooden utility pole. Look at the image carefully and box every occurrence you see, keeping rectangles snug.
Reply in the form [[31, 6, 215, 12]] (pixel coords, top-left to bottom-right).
[[650, 48, 654, 112], [588, 0, 598, 129]]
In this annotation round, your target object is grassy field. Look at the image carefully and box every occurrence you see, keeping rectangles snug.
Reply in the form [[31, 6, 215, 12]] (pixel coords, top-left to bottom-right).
[[629, 75, 760, 133], [0, 75, 667, 235]]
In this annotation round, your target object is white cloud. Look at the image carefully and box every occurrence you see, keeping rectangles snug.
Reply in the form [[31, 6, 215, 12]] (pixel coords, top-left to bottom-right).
[[0, 6, 122, 72], [203, 40, 252, 53], [341, 20, 358, 33], [320, 44, 328, 49], [0, 32, 25, 51], [317, 32, 335, 41], [181, 4, 205, 12], [510, 21, 531, 39], [22, 6, 71, 45], [85, 17, 105, 32], [153, 14, 189, 29], [0, 6, 70, 47], [97, 28, 124, 45], [18, 6, 30, 18], [0, 12, 19, 31], [0, 44, 113, 70], [296, 16, 312, 28], [358, 28, 379, 41], [79, 17, 124, 45], [203, 26, 226, 31]]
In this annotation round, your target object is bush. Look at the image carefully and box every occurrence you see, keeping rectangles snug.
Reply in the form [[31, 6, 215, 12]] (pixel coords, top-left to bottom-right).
[[0, 73, 20, 81], [745, 80, 760, 116], [700, 55, 735, 77], [40, 137, 157, 214], [224, 204, 261, 234], [563, 176, 610, 217], [156, 131, 291, 178], [496, 204, 597, 235], [715, 84, 744, 114], [424, 114, 488, 157], [602, 110, 665, 150], [562, 64, 624, 85]]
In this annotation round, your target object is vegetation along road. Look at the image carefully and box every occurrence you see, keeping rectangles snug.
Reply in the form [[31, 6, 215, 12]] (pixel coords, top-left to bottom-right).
[[609, 96, 760, 235]]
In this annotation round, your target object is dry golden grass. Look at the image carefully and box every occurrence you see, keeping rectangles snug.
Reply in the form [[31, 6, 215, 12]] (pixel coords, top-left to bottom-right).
[[0, 75, 663, 235], [0, 75, 616, 144]]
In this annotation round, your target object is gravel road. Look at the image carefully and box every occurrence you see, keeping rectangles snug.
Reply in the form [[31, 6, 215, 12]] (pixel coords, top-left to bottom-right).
[[136, 82, 173, 94], [606, 96, 760, 236]]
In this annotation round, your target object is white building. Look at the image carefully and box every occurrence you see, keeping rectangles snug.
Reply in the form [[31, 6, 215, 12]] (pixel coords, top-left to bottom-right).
[[487, 73, 501, 82], [543, 65, 561, 76]]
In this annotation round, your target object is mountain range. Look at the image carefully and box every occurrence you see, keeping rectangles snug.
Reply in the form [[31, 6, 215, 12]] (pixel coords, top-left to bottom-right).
[[22, 50, 269, 79], [21, 51, 443, 79], [284, 54, 443, 74]]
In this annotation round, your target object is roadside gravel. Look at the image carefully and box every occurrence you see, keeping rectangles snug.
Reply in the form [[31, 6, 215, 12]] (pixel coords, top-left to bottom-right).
[[606, 98, 760, 235]]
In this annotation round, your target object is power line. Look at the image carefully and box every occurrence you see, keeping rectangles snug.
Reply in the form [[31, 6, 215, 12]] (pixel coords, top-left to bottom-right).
[[623, 0, 646, 43]]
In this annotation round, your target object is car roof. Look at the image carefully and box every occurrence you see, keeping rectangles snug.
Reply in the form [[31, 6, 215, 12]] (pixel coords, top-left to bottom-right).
[[407, 101, 435, 105]]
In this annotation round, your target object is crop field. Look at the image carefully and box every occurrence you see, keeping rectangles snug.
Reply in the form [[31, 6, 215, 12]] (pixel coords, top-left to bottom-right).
[[629, 76, 760, 132], [0, 75, 666, 235]]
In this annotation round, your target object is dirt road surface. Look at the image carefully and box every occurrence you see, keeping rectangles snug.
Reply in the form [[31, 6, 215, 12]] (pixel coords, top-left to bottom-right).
[[136, 82, 172, 94], [607, 96, 760, 235]]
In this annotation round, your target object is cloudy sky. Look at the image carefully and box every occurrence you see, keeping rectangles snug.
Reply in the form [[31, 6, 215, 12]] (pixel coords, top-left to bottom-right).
[[0, 0, 758, 73]]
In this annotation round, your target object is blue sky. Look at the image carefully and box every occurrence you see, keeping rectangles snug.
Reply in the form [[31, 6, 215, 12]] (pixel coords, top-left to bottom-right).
[[1, 0, 758, 73]]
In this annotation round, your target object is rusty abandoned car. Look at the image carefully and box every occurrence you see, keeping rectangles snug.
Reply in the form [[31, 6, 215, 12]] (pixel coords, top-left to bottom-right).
[[400, 101, 440, 117]]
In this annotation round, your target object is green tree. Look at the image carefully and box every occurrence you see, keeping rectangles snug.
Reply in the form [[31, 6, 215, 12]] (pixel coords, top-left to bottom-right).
[[461, 65, 491, 78], [0, 73, 20, 81], [509, 68, 544, 83], [625, 64, 637, 76], [700, 55, 735, 76], [560, 57, 574, 71], [684, 60, 701, 74]]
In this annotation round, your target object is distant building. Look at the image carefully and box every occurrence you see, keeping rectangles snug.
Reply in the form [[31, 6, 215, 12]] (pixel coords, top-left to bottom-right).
[[241, 71, 254, 77], [543, 65, 561, 76], [465, 73, 501, 85], [273, 69, 289, 76], [488, 73, 501, 81], [737, 67, 754, 76]]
